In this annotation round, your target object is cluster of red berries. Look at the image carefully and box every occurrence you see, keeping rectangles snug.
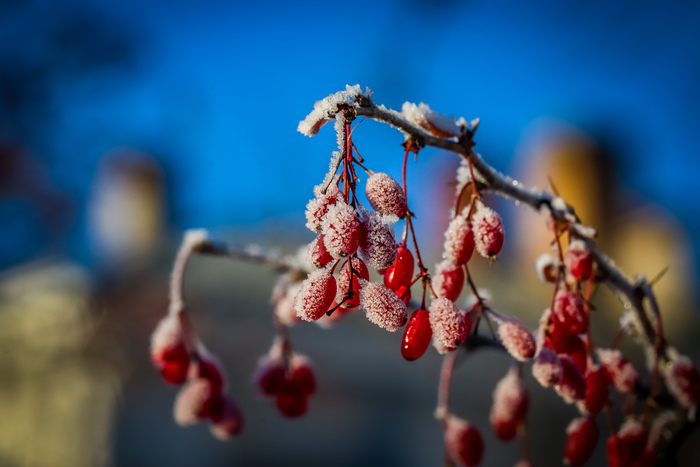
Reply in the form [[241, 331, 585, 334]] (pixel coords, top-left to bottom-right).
[[150, 313, 244, 439], [253, 341, 316, 418]]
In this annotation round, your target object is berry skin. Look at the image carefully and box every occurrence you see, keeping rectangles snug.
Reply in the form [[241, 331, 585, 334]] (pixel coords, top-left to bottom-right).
[[472, 200, 504, 259], [395, 284, 411, 305], [664, 354, 700, 409], [578, 365, 608, 416], [563, 417, 599, 466], [566, 239, 594, 282], [308, 234, 333, 268], [597, 348, 639, 394], [150, 314, 190, 385], [294, 269, 337, 322], [335, 257, 370, 309], [552, 290, 588, 336], [173, 377, 223, 426], [550, 333, 587, 374], [401, 309, 432, 361], [496, 318, 536, 362], [444, 213, 475, 265], [210, 395, 244, 439], [365, 172, 408, 218], [445, 416, 484, 467], [359, 212, 398, 270], [383, 246, 414, 291], [321, 202, 361, 258], [275, 382, 309, 418], [555, 355, 587, 403], [532, 347, 563, 387], [490, 367, 529, 441], [618, 420, 648, 461], [253, 355, 286, 396], [432, 259, 465, 302], [607, 435, 630, 467]]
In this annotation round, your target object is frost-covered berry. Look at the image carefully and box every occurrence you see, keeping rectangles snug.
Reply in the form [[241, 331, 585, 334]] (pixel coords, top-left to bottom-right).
[[308, 234, 333, 268], [359, 212, 398, 270], [490, 367, 529, 441], [210, 394, 244, 439], [577, 365, 608, 416], [445, 416, 484, 467], [252, 353, 286, 396], [305, 182, 341, 232], [173, 377, 223, 426], [495, 318, 536, 362], [294, 269, 337, 322], [664, 354, 700, 409], [472, 201, 504, 259], [552, 290, 588, 336], [532, 347, 563, 387], [566, 239, 594, 282], [401, 309, 432, 361], [563, 417, 599, 466], [359, 280, 408, 332], [150, 313, 190, 384], [432, 259, 465, 302], [289, 354, 316, 396], [383, 245, 414, 291], [274, 282, 303, 326], [555, 355, 587, 403], [597, 348, 639, 394], [606, 435, 629, 467], [535, 253, 558, 284], [617, 420, 648, 461], [365, 172, 407, 218], [321, 202, 361, 258], [444, 212, 475, 265], [429, 298, 470, 351], [335, 257, 370, 309], [550, 334, 587, 374]]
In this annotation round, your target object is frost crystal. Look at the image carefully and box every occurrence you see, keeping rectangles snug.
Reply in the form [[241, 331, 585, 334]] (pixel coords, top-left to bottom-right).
[[532, 347, 562, 387], [359, 280, 407, 332], [400, 102, 467, 138], [429, 298, 469, 350], [151, 313, 185, 357], [552, 290, 588, 335], [275, 282, 303, 326], [597, 348, 639, 394], [496, 318, 536, 361], [297, 84, 368, 137], [321, 202, 361, 258], [294, 269, 336, 322], [305, 184, 340, 232], [491, 367, 529, 423], [432, 259, 464, 302], [359, 211, 398, 270], [365, 172, 407, 218], [308, 234, 333, 268], [472, 201, 504, 258], [444, 212, 474, 265]]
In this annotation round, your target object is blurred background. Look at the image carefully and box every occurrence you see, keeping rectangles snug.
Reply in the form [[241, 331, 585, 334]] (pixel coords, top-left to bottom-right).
[[1, 0, 699, 465]]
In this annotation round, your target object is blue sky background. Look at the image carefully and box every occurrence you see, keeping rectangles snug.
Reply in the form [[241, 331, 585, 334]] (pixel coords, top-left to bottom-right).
[[2, 0, 700, 270]]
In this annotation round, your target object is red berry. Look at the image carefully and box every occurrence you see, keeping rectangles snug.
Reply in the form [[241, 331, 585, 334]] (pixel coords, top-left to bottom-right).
[[492, 417, 518, 441], [552, 334, 587, 374], [433, 259, 465, 302], [566, 239, 594, 281], [365, 172, 408, 218], [444, 213, 475, 265], [472, 201, 504, 259], [445, 416, 484, 467], [150, 314, 190, 385], [173, 378, 223, 426], [429, 298, 470, 350], [552, 290, 588, 336], [308, 234, 333, 268], [618, 420, 648, 461], [555, 355, 587, 403], [490, 367, 528, 441], [335, 257, 370, 309], [210, 394, 244, 439], [496, 318, 536, 362], [564, 417, 599, 466], [294, 269, 337, 322], [253, 355, 286, 396], [290, 354, 316, 396], [579, 366, 608, 416], [360, 281, 408, 332], [597, 348, 639, 394], [359, 212, 398, 270], [665, 355, 700, 408], [384, 246, 414, 291], [607, 435, 631, 467], [321, 202, 361, 258], [401, 309, 432, 361], [275, 383, 308, 418], [395, 284, 411, 305], [633, 449, 656, 467]]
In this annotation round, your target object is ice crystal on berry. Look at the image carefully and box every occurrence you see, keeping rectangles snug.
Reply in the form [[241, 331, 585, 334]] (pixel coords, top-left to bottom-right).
[[173, 378, 222, 426], [495, 318, 536, 362], [429, 298, 469, 350], [555, 355, 587, 403], [445, 415, 484, 467], [664, 354, 700, 409], [359, 211, 398, 270], [490, 367, 529, 441], [564, 417, 599, 466], [552, 290, 588, 336], [444, 211, 475, 265], [532, 347, 563, 387], [321, 202, 361, 258], [566, 239, 594, 281], [150, 313, 190, 384], [432, 259, 465, 302], [359, 280, 408, 332], [472, 201, 504, 258], [365, 172, 407, 218], [294, 269, 336, 322], [597, 348, 639, 394]]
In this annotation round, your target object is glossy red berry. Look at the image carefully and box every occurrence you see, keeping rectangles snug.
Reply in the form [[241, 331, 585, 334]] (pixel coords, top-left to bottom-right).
[[433, 259, 465, 302], [555, 355, 587, 403], [384, 246, 414, 291], [308, 234, 333, 268], [395, 284, 411, 305], [552, 290, 588, 336], [564, 417, 599, 466], [566, 239, 594, 282], [401, 309, 432, 361], [552, 334, 587, 374], [275, 382, 308, 418], [607, 435, 631, 467], [579, 365, 608, 416], [335, 257, 370, 309]]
